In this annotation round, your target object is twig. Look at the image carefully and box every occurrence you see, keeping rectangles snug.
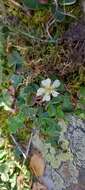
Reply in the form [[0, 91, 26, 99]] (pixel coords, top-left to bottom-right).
[[46, 17, 55, 39], [23, 129, 36, 164], [10, 134, 26, 159]]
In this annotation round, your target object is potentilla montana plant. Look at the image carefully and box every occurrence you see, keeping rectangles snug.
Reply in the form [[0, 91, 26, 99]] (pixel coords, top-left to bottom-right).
[[36, 78, 60, 102]]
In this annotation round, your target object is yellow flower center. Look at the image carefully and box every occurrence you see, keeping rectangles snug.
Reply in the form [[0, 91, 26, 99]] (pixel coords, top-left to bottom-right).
[[45, 85, 53, 94]]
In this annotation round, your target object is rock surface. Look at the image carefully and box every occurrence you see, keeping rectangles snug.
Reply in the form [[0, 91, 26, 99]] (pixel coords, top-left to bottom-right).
[[32, 116, 85, 190]]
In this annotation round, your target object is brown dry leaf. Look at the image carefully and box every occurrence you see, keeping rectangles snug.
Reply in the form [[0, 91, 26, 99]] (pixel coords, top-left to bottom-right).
[[32, 182, 47, 190], [29, 152, 45, 177]]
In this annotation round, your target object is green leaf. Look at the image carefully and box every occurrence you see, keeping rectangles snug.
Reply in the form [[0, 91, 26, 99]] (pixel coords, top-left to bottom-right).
[[39, 116, 61, 137], [57, 82, 65, 93], [8, 112, 25, 133], [8, 50, 24, 69], [52, 95, 63, 105], [62, 93, 73, 112], [17, 87, 28, 106], [79, 86, 85, 97], [47, 103, 56, 117], [21, 105, 37, 120], [24, 84, 38, 93], [56, 105, 64, 118], [59, 0, 77, 5], [23, 0, 49, 10], [79, 97, 85, 105], [18, 83, 38, 105], [11, 74, 24, 88]]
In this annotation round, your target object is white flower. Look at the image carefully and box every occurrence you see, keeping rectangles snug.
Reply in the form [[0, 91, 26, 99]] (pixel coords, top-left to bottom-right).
[[36, 78, 60, 102]]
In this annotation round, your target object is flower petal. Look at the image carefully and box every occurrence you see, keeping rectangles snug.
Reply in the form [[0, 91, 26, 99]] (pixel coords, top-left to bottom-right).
[[42, 94, 51, 102], [52, 91, 59, 97], [52, 80, 60, 88], [36, 88, 45, 96], [41, 78, 51, 88]]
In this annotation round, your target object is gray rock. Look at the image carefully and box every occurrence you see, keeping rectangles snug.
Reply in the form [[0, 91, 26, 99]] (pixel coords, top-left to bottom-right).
[[78, 167, 85, 186], [39, 176, 55, 190], [43, 164, 65, 190], [58, 161, 79, 187], [67, 128, 85, 168]]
